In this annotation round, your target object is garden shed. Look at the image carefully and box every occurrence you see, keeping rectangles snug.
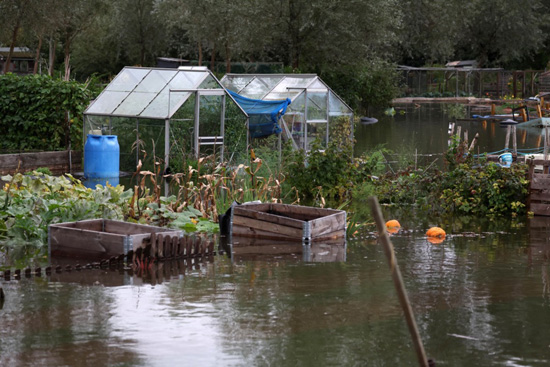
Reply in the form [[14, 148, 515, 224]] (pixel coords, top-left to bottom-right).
[[221, 74, 354, 152], [83, 66, 249, 173]]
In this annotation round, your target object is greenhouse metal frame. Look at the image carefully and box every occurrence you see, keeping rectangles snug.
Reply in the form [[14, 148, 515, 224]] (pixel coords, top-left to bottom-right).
[[83, 66, 249, 173], [221, 73, 354, 152]]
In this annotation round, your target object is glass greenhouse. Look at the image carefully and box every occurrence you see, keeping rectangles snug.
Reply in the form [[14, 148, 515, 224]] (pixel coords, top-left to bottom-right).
[[221, 74, 354, 152], [83, 66, 248, 174]]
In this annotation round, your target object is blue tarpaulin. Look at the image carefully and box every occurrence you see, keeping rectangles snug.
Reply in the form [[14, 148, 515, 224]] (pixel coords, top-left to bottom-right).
[[228, 90, 291, 138]]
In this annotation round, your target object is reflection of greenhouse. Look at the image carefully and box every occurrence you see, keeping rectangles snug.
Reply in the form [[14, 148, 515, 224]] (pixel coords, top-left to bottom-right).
[[221, 74, 354, 152], [84, 66, 249, 173]]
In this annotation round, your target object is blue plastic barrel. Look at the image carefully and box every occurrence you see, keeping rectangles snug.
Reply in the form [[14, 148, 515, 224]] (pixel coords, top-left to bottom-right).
[[84, 135, 120, 178]]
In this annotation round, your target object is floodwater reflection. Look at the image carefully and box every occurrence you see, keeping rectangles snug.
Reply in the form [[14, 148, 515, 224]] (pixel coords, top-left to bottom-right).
[[3, 217, 550, 365]]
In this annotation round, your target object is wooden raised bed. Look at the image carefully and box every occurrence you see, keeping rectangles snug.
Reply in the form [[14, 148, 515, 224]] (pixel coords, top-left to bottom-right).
[[527, 158, 550, 216], [228, 202, 346, 243], [0, 150, 82, 176], [48, 219, 181, 259]]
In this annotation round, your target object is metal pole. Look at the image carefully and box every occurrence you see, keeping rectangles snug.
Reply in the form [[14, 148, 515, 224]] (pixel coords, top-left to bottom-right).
[[369, 196, 430, 367], [220, 94, 226, 162], [194, 92, 200, 158]]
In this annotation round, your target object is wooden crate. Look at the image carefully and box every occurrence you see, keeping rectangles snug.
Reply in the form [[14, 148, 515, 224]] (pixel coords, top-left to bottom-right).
[[228, 237, 346, 262], [528, 159, 550, 216], [229, 202, 346, 243], [48, 219, 182, 259]]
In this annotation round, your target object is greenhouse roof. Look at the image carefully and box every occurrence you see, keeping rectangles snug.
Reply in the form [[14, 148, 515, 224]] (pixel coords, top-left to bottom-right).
[[85, 66, 242, 119], [221, 73, 353, 114]]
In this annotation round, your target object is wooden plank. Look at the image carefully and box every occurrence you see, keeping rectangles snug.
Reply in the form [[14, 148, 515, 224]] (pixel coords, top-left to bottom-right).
[[231, 226, 302, 242], [309, 212, 346, 238], [529, 191, 550, 202], [104, 220, 181, 236], [233, 214, 304, 238], [72, 220, 104, 232], [270, 203, 341, 220], [238, 203, 272, 212], [530, 175, 550, 190], [530, 217, 550, 228], [49, 226, 125, 258], [233, 206, 305, 229], [530, 203, 550, 216], [310, 229, 346, 242]]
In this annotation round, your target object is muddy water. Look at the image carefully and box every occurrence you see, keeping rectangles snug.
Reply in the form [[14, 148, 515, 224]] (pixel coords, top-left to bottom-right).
[[2, 215, 550, 366]]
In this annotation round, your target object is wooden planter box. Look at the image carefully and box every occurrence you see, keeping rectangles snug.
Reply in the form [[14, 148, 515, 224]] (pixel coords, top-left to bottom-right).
[[0, 150, 82, 176], [48, 219, 182, 259], [228, 202, 346, 243]]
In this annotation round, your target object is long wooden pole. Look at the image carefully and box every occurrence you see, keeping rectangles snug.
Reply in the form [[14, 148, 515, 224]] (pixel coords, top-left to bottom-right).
[[369, 196, 430, 367]]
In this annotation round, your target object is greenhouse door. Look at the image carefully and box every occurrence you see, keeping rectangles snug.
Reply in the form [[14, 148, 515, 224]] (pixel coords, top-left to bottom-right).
[[194, 90, 226, 160]]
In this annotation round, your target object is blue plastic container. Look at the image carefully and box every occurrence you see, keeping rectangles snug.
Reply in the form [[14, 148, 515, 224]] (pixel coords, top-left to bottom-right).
[[84, 135, 120, 179], [498, 152, 513, 168]]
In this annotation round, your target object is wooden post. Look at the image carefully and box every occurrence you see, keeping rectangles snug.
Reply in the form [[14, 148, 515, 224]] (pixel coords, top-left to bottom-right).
[[469, 133, 479, 152], [456, 126, 462, 142], [537, 104, 542, 118], [368, 196, 429, 367], [464, 131, 468, 147], [505, 125, 511, 150], [545, 126, 549, 161], [491, 103, 496, 116], [512, 126, 517, 157]]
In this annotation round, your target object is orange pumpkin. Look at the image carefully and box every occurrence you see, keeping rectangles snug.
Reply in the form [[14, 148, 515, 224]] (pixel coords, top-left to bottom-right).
[[426, 227, 446, 239], [386, 220, 401, 234], [386, 220, 401, 229]]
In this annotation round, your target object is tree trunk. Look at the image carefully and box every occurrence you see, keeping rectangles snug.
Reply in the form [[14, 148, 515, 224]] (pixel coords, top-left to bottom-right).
[[3, 22, 21, 74], [225, 42, 231, 73], [210, 45, 216, 72], [48, 36, 56, 77], [198, 41, 203, 66], [33, 35, 43, 74], [63, 34, 71, 81]]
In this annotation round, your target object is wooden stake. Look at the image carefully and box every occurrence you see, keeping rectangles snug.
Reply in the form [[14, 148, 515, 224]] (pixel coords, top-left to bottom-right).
[[469, 133, 479, 152], [491, 103, 495, 115], [512, 126, 517, 156], [368, 197, 429, 367], [456, 126, 462, 142], [545, 126, 549, 161], [505, 125, 511, 150]]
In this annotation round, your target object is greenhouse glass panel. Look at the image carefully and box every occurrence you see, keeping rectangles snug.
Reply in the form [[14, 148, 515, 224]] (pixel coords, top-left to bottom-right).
[[239, 76, 284, 99], [135, 70, 177, 93], [223, 76, 254, 92], [113, 92, 156, 116], [168, 91, 192, 117], [308, 79, 328, 91], [179, 71, 210, 88], [86, 91, 128, 115], [265, 76, 314, 100], [307, 92, 328, 121], [306, 121, 328, 150], [105, 68, 150, 92], [329, 92, 353, 115], [168, 72, 202, 90], [199, 75, 220, 89]]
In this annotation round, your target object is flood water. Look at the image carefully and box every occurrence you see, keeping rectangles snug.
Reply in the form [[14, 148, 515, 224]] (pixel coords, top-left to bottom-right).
[[355, 103, 545, 162], [3, 218, 550, 366], [3, 103, 550, 366]]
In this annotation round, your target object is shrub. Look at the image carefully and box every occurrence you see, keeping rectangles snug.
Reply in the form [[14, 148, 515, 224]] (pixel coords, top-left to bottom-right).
[[0, 73, 96, 152]]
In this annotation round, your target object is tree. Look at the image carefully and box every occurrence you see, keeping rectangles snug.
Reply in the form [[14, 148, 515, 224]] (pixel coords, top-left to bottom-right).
[[0, 0, 31, 73]]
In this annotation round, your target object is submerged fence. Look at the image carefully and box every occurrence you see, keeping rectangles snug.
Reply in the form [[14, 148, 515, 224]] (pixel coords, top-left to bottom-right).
[[399, 66, 545, 99]]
